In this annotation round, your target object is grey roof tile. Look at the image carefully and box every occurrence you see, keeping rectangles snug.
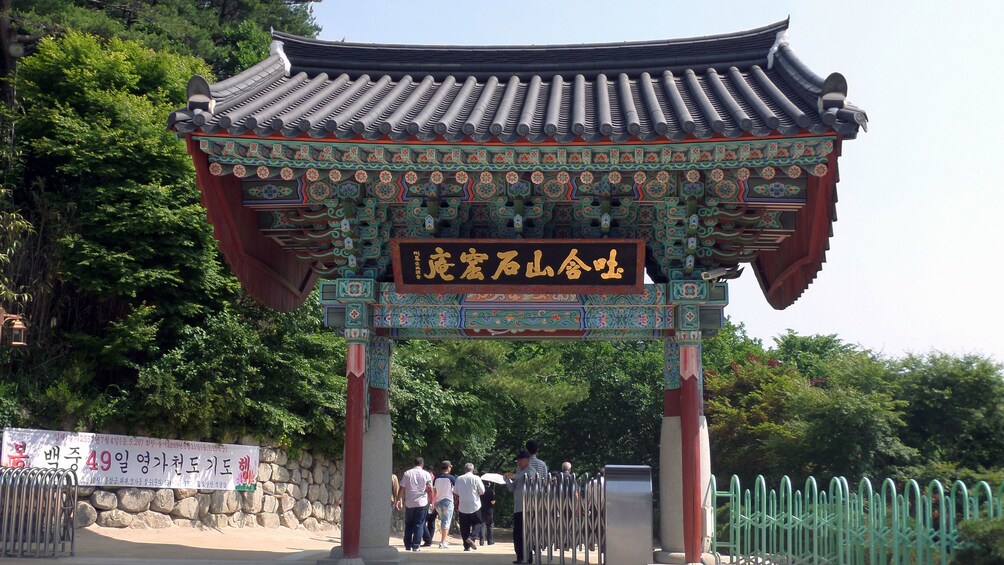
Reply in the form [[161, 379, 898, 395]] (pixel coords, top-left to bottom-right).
[[170, 19, 867, 142]]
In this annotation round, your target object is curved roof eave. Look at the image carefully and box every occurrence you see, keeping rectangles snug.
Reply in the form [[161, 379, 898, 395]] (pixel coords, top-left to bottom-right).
[[168, 20, 867, 312], [751, 151, 842, 310]]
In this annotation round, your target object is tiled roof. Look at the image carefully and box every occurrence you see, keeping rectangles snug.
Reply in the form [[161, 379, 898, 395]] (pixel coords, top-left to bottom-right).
[[170, 20, 867, 143]]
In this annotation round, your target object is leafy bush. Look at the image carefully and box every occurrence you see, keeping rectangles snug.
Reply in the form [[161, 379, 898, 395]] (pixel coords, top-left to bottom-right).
[[951, 517, 1004, 565]]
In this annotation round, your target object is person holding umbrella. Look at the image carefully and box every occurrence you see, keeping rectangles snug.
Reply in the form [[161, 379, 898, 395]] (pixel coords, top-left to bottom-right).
[[477, 476, 500, 545]]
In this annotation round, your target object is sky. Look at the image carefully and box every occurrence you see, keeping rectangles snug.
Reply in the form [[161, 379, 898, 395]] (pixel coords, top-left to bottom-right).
[[309, 0, 1004, 363]]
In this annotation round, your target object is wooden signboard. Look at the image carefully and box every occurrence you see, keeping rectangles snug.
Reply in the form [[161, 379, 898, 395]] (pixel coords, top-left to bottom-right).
[[391, 238, 645, 294]]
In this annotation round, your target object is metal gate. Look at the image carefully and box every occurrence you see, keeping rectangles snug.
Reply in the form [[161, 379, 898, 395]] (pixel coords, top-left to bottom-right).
[[521, 466, 653, 565], [523, 472, 605, 564], [0, 467, 77, 559]]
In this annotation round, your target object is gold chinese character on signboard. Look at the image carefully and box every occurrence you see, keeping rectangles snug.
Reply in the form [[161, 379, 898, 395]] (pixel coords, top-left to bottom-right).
[[491, 250, 521, 280], [460, 247, 489, 280], [525, 249, 555, 278], [557, 248, 592, 280], [423, 247, 455, 280], [593, 249, 624, 279]]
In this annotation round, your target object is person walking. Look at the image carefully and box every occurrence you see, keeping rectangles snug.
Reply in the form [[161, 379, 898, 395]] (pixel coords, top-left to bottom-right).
[[505, 449, 542, 564], [390, 472, 402, 535], [526, 439, 549, 476], [455, 462, 485, 551], [432, 460, 458, 549], [422, 464, 436, 546], [478, 481, 496, 546], [560, 461, 573, 481], [396, 457, 433, 552]]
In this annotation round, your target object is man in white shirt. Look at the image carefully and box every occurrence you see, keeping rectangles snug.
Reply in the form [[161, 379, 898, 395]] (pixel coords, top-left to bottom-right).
[[454, 463, 486, 551], [396, 457, 433, 552]]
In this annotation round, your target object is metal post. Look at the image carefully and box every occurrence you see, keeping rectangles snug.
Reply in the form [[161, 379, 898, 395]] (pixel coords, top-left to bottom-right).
[[604, 465, 652, 565]]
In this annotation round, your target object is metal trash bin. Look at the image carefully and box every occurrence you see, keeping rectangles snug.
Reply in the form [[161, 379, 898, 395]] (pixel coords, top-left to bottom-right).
[[0, 466, 77, 559], [604, 465, 652, 565]]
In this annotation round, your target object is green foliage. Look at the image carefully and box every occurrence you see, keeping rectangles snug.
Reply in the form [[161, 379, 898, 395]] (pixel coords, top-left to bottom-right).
[[135, 293, 346, 452], [951, 517, 1004, 565], [2, 31, 325, 453], [702, 319, 766, 374], [896, 353, 1004, 470], [388, 339, 589, 470], [773, 330, 854, 382], [705, 347, 805, 482], [0, 185, 32, 303], [0, 380, 28, 428], [9, 33, 237, 412], [706, 325, 917, 483], [902, 460, 1004, 488], [217, 20, 272, 76], [13, 0, 319, 74], [0, 100, 33, 306], [541, 341, 662, 474], [765, 383, 916, 480]]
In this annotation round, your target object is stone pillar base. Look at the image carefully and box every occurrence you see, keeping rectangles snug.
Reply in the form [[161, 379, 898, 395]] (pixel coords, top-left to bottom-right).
[[653, 550, 717, 565], [319, 545, 404, 565]]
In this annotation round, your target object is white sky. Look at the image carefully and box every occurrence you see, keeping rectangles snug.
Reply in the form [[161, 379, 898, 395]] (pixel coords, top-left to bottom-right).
[[311, 0, 1004, 363]]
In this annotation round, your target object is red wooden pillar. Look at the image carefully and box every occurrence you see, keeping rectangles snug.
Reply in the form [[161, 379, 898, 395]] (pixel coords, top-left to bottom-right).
[[679, 343, 703, 564], [331, 279, 377, 564], [341, 336, 368, 559]]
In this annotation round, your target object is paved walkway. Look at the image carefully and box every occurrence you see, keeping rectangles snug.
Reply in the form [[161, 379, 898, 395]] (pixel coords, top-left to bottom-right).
[[11, 526, 541, 565]]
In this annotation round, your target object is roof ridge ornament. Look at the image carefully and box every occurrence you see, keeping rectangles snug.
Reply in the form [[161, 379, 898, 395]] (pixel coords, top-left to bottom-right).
[[766, 29, 789, 70], [270, 37, 291, 77], [818, 72, 848, 112], [186, 75, 214, 113]]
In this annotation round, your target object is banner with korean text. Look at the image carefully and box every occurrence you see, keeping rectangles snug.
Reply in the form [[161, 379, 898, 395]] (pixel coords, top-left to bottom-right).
[[1, 427, 258, 491]]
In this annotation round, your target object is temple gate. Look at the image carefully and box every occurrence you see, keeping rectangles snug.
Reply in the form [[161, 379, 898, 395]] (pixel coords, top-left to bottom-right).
[[170, 19, 866, 565]]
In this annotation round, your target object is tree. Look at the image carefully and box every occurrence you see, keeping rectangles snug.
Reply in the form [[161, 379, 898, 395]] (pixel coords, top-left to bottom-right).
[[896, 353, 1004, 472], [8, 31, 235, 428], [0, 186, 30, 304], [706, 326, 916, 483], [388, 339, 589, 469], [0, 0, 336, 450], [135, 291, 346, 452], [542, 341, 662, 474], [702, 318, 767, 375], [765, 383, 915, 481], [704, 348, 805, 482], [12, 0, 318, 74], [773, 330, 854, 384]]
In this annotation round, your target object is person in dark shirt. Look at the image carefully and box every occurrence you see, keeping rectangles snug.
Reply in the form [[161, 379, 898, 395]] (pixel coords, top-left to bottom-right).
[[478, 481, 497, 545], [422, 465, 436, 546]]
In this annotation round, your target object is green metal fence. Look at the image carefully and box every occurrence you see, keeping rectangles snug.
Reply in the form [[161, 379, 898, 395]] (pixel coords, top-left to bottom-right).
[[711, 474, 1004, 565]]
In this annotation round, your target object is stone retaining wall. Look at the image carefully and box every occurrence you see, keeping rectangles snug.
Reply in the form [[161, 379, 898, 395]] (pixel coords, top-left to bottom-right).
[[74, 446, 343, 531]]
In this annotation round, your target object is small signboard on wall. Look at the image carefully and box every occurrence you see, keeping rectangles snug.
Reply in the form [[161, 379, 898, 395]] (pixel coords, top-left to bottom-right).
[[391, 238, 645, 294]]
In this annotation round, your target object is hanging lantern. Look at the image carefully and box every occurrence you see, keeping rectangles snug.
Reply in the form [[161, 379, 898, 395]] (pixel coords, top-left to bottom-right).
[[1, 311, 27, 348], [8, 319, 27, 347]]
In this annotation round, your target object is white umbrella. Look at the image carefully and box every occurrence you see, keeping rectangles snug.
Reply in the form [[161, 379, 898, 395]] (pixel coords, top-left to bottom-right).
[[480, 472, 506, 484]]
